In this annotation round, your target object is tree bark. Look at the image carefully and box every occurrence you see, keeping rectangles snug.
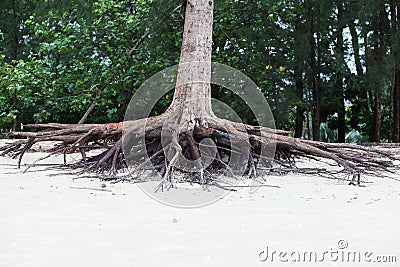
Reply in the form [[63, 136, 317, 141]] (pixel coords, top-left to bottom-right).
[[348, 20, 364, 77], [168, 0, 214, 125], [12, 0, 18, 132], [373, 6, 386, 142], [336, 0, 346, 143], [294, 67, 305, 138], [363, 26, 374, 112], [347, 18, 367, 131], [392, 68, 399, 142], [294, 15, 305, 139], [390, 0, 400, 142], [305, 0, 320, 141]]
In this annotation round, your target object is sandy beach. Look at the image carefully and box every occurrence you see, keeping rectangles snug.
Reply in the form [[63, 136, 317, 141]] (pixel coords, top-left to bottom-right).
[[1, 149, 399, 267]]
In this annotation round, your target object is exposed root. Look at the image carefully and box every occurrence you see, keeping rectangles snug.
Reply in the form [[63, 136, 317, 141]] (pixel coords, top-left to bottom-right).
[[1, 115, 399, 189]]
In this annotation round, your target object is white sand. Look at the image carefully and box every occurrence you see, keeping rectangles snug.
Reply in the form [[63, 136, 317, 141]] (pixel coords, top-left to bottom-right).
[[1, 151, 399, 267]]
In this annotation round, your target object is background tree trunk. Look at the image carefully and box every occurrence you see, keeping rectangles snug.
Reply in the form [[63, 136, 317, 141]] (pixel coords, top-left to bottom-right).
[[305, 0, 320, 141], [390, 0, 400, 142], [373, 6, 386, 142], [336, 0, 346, 143], [294, 67, 305, 138], [349, 20, 364, 78], [12, 0, 18, 132], [293, 15, 306, 139]]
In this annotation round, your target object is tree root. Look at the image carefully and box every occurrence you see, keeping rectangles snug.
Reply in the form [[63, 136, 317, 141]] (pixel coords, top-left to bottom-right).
[[1, 115, 399, 188]]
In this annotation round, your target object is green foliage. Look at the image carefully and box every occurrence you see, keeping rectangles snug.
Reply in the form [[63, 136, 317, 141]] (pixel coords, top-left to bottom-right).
[[0, 0, 183, 130], [0, 0, 399, 142]]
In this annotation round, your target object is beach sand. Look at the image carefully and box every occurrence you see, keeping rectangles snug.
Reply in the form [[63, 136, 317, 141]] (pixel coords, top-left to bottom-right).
[[0, 147, 399, 266]]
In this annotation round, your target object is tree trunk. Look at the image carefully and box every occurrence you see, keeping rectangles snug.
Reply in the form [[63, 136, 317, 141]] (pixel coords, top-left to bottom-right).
[[306, 0, 320, 141], [373, 7, 386, 142], [12, 0, 18, 132], [363, 29, 374, 113], [305, 69, 312, 140], [168, 0, 214, 125], [348, 17, 368, 109], [390, 0, 400, 142], [392, 68, 399, 142], [349, 21, 364, 77], [293, 15, 305, 139], [374, 84, 382, 142], [347, 18, 367, 132], [294, 67, 305, 138], [336, 0, 346, 143]]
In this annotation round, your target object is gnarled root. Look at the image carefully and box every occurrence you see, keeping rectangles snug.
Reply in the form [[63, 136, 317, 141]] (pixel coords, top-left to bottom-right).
[[1, 115, 399, 188]]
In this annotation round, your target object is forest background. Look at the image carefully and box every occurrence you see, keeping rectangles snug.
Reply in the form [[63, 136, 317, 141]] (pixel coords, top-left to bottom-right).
[[1, 0, 399, 143]]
